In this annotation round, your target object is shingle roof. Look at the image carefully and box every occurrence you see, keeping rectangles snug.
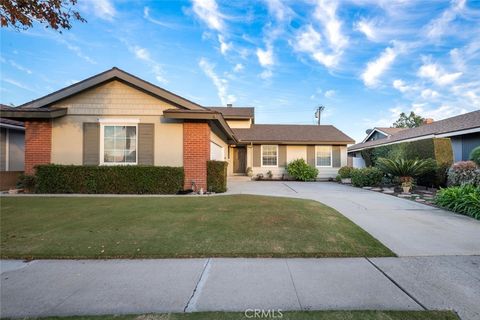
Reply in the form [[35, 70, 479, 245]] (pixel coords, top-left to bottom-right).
[[349, 110, 480, 152], [0, 105, 25, 127], [207, 107, 254, 119], [376, 127, 408, 135], [233, 124, 354, 144]]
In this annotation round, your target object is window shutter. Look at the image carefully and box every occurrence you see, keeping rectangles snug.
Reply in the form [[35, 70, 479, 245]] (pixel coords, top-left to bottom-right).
[[253, 145, 261, 167], [332, 146, 341, 168], [138, 123, 154, 165], [307, 145, 315, 166], [83, 123, 99, 165], [279, 145, 287, 167]]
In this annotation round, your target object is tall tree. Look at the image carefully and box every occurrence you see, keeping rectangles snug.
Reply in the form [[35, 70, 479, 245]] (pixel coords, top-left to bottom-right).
[[1, 0, 85, 31], [393, 111, 425, 128]]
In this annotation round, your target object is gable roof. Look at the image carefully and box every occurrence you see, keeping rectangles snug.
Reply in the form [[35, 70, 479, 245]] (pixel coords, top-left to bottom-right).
[[349, 110, 480, 152], [362, 126, 407, 143], [207, 107, 254, 120], [233, 124, 354, 144], [18, 67, 205, 111]]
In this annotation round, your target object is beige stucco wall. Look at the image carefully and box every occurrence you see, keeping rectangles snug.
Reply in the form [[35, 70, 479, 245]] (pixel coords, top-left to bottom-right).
[[210, 129, 229, 162], [251, 144, 347, 180], [286, 145, 307, 163], [51, 80, 183, 166], [226, 119, 251, 128]]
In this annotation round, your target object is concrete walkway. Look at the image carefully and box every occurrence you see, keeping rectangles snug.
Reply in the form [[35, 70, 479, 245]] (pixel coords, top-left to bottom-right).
[[1, 256, 479, 320], [226, 181, 480, 256]]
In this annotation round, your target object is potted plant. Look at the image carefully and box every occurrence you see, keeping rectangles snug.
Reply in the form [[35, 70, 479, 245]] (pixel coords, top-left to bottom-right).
[[338, 166, 354, 184], [377, 158, 436, 193]]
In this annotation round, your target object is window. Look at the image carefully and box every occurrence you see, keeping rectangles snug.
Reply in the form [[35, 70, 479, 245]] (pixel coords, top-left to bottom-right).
[[262, 145, 278, 167], [316, 146, 332, 167], [101, 124, 137, 165]]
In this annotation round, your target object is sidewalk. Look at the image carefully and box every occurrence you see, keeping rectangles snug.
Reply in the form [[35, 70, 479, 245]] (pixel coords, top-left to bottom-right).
[[1, 256, 479, 320]]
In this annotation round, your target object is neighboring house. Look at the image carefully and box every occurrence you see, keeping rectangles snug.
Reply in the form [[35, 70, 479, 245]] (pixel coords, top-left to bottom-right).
[[348, 110, 480, 167], [0, 105, 25, 190], [1, 67, 353, 191]]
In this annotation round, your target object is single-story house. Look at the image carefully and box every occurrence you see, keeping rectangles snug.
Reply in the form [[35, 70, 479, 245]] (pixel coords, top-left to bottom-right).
[[348, 110, 480, 167], [1, 67, 354, 190], [0, 105, 25, 190]]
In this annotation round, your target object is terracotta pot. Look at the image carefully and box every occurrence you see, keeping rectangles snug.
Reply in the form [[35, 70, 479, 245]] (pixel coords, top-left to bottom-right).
[[402, 186, 411, 193]]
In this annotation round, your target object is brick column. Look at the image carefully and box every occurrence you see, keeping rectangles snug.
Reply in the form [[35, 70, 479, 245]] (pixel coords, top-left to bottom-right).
[[24, 120, 52, 175], [183, 121, 210, 191]]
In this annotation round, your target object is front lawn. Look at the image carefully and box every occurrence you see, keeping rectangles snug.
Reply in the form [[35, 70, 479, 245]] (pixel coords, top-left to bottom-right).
[[19, 311, 459, 320], [0, 195, 394, 259]]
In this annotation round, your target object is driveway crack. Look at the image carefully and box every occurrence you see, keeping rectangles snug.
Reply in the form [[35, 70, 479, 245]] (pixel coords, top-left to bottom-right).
[[184, 258, 211, 312], [282, 183, 298, 193], [285, 259, 303, 310], [365, 257, 428, 311]]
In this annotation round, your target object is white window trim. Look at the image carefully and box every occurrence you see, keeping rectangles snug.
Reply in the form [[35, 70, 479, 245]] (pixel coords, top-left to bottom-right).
[[315, 145, 333, 168], [261, 145, 279, 168], [98, 118, 140, 124], [99, 123, 139, 166]]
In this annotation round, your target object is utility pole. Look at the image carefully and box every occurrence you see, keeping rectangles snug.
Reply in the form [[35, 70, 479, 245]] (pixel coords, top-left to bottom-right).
[[315, 105, 325, 125]]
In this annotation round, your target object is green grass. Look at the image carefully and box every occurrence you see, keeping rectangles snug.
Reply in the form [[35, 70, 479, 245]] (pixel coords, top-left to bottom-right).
[[15, 311, 459, 320], [0, 195, 394, 259]]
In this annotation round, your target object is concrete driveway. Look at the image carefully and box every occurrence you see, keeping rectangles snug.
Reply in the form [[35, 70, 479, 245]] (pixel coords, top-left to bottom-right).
[[226, 180, 480, 257]]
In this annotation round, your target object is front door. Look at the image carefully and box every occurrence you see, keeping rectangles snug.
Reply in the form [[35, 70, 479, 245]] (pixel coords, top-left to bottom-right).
[[233, 147, 246, 174]]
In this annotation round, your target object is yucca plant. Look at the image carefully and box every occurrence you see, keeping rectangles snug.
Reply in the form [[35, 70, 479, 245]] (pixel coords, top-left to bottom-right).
[[376, 158, 436, 191]]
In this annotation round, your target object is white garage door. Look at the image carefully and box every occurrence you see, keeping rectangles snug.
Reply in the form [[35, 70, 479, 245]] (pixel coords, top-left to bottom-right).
[[210, 141, 224, 161]]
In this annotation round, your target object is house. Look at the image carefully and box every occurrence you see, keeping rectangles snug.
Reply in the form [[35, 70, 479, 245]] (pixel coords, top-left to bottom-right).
[[0, 105, 25, 190], [0, 67, 354, 190], [348, 110, 480, 167]]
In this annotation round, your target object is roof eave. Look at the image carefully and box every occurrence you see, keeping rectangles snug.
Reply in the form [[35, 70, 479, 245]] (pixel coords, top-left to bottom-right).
[[0, 108, 68, 119]]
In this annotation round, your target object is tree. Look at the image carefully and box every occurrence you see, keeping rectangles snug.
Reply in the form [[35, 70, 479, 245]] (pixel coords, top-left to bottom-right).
[[393, 111, 425, 128], [1, 0, 85, 31]]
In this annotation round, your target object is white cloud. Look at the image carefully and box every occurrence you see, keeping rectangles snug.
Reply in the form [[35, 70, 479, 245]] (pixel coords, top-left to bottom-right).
[[256, 45, 274, 67], [82, 0, 116, 21], [313, 0, 348, 52], [424, 0, 465, 40], [2, 78, 35, 92], [392, 79, 410, 93], [218, 34, 232, 55], [60, 39, 96, 64], [265, 0, 293, 22], [421, 88, 439, 99], [361, 46, 398, 87], [233, 63, 244, 72], [324, 90, 336, 98], [293, 1, 348, 69], [191, 0, 225, 32], [260, 69, 273, 79], [354, 18, 377, 41], [143, 7, 179, 29], [129, 45, 167, 84], [1, 58, 32, 74], [199, 58, 236, 105], [417, 62, 462, 86]]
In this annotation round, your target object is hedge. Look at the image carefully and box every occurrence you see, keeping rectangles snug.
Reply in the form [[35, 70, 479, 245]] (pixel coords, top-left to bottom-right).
[[35, 165, 184, 194], [351, 167, 383, 187], [207, 160, 228, 193], [361, 138, 453, 187]]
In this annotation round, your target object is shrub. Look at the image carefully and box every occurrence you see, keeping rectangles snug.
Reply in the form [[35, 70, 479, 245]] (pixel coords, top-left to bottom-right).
[[286, 159, 319, 181], [435, 185, 480, 219], [351, 167, 383, 187], [447, 161, 480, 187], [335, 174, 341, 182], [16, 174, 37, 192], [360, 138, 453, 187], [266, 170, 273, 179], [207, 160, 228, 193], [376, 158, 436, 183], [470, 146, 480, 166], [35, 165, 184, 194], [338, 166, 354, 178]]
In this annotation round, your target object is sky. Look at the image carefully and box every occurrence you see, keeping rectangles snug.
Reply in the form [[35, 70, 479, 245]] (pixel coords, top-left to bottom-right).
[[1, 0, 480, 143]]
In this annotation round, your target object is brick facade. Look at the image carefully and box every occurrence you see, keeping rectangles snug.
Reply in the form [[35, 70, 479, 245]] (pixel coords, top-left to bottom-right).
[[25, 120, 52, 174], [183, 121, 210, 191]]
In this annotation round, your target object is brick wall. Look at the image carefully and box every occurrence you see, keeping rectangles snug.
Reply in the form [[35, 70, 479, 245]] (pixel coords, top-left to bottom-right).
[[25, 120, 52, 175], [183, 121, 210, 191]]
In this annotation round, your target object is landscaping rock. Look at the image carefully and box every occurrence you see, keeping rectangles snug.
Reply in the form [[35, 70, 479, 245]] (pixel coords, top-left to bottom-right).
[[397, 194, 411, 198], [362, 187, 373, 190], [383, 190, 395, 194], [371, 188, 383, 192], [415, 198, 426, 202]]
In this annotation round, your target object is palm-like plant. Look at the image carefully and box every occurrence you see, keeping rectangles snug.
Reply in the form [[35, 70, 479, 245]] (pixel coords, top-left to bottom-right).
[[376, 158, 436, 187]]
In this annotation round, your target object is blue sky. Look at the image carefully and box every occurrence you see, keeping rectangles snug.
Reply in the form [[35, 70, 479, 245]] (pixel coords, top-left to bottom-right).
[[1, 0, 479, 142]]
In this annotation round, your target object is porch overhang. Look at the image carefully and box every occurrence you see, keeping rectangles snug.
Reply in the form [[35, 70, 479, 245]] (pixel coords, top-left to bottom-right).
[[163, 109, 238, 144], [0, 107, 68, 119]]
